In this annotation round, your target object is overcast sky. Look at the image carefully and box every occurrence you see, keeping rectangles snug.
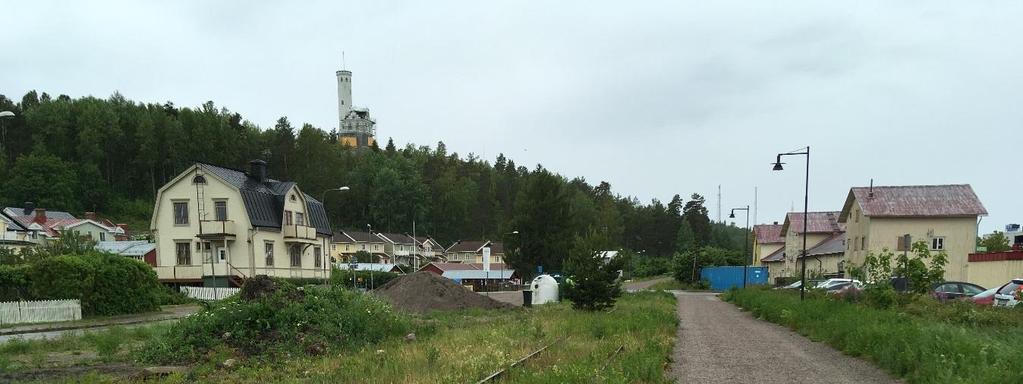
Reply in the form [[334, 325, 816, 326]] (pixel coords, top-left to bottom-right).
[[3, 1, 1020, 233]]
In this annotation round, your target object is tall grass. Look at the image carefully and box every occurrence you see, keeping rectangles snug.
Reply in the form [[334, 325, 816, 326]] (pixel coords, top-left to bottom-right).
[[188, 291, 678, 383], [725, 288, 1023, 384]]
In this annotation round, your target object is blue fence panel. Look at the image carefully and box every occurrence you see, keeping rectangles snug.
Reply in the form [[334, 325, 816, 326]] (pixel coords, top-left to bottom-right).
[[700, 266, 769, 291]]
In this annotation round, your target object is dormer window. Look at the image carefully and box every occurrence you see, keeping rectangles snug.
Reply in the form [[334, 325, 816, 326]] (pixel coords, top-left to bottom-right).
[[290, 194, 297, 202], [192, 174, 207, 184]]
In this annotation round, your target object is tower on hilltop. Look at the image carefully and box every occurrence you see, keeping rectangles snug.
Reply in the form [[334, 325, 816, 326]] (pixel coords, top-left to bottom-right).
[[336, 69, 376, 148]]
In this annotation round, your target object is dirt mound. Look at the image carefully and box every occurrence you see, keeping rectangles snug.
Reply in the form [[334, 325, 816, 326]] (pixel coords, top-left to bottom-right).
[[374, 272, 516, 313]]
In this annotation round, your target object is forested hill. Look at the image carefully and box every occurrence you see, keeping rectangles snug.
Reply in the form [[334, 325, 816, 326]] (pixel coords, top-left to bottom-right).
[[0, 91, 749, 254]]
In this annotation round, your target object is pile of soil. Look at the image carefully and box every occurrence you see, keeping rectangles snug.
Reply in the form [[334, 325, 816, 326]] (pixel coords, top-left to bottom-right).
[[373, 272, 516, 313]]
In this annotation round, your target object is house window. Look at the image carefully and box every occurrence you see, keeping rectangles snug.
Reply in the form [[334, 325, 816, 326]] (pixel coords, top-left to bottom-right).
[[290, 194, 297, 202], [214, 200, 228, 221], [931, 237, 945, 251], [173, 201, 189, 225], [296, 212, 305, 226], [860, 236, 866, 251], [100, 232, 106, 241], [290, 246, 302, 267], [314, 247, 322, 268], [361, 244, 366, 250], [854, 209, 860, 223], [265, 242, 274, 266], [896, 236, 910, 251], [218, 248, 227, 262], [285, 211, 293, 225], [175, 242, 191, 265]]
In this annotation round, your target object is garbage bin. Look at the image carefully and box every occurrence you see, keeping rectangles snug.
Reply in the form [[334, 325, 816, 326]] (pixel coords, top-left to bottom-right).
[[522, 290, 532, 307]]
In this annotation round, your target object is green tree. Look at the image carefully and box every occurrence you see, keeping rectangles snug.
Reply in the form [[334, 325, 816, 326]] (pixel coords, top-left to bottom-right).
[[505, 167, 575, 279], [979, 231, 1011, 252], [682, 194, 712, 247], [3, 150, 79, 211], [563, 232, 624, 311]]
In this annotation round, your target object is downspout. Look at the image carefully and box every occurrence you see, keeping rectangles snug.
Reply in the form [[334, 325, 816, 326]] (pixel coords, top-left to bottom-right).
[[248, 228, 257, 277]]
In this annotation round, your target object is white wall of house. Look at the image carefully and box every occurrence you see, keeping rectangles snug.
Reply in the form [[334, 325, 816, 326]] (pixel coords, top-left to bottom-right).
[[151, 165, 329, 283]]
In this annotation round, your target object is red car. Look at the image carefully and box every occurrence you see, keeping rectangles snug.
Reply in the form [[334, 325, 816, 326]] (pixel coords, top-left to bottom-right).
[[972, 286, 1001, 306]]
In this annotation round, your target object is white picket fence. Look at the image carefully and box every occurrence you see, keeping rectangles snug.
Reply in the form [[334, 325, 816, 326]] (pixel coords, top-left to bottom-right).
[[180, 286, 241, 301], [0, 299, 82, 326]]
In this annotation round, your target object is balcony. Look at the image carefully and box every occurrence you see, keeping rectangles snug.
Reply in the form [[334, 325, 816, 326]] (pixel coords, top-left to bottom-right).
[[284, 225, 318, 243], [198, 220, 237, 239]]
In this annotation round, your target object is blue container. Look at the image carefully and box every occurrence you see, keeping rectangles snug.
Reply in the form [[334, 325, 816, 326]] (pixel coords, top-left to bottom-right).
[[700, 266, 769, 291]]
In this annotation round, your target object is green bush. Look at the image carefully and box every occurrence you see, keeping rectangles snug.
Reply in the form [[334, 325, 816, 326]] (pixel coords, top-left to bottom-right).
[[0, 264, 30, 301], [330, 268, 400, 290], [139, 279, 410, 363], [25, 252, 162, 316]]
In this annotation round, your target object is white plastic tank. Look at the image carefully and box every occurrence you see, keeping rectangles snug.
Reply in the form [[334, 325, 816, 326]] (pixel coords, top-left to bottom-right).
[[530, 275, 559, 305]]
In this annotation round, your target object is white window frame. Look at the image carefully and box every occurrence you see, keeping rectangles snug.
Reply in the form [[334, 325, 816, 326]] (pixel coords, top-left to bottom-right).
[[290, 245, 302, 267], [175, 241, 192, 265], [173, 201, 189, 225], [296, 212, 305, 226], [931, 237, 945, 251], [214, 200, 228, 221], [265, 241, 275, 266], [314, 246, 322, 268]]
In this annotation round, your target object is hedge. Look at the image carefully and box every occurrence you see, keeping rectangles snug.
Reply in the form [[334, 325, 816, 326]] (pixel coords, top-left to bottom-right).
[[15, 252, 162, 316]]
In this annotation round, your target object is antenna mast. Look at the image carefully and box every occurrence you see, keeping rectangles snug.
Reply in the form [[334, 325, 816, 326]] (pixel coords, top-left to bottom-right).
[[717, 185, 722, 223]]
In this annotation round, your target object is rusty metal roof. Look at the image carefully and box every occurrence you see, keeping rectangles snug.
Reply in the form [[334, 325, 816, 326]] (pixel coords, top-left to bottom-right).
[[839, 184, 987, 222], [802, 232, 846, 258], [780, 211, 842, 234], [754, 224, 784, 244], [761, 247, 785, 262]]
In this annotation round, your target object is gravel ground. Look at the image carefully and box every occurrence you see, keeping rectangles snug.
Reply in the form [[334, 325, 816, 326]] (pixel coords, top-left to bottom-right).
[[670, 291, 900, 384], [624, 276, 672, 292]]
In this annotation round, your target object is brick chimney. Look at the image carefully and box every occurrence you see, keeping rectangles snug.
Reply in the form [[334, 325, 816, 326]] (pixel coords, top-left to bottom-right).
[[248, 160, 268, 183], [85, 211, 97, 221], [33, 208, 46, 224]]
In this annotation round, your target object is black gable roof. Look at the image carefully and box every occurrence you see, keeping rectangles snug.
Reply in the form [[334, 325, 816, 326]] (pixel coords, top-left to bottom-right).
[[200, 163, 331, 236]]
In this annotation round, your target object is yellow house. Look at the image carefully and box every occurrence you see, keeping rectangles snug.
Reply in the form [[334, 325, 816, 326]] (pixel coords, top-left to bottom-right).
[[838, 184, 987, 283], [445, 240, 505, 264], [150, 160, 333, 287], [331, 230, 388, 263], [780, 211, 843, 279], [796, 232, 847, 278], [753, 223, 784, 267], [0, 210, 38, 253], [760, 248, 786, 283]]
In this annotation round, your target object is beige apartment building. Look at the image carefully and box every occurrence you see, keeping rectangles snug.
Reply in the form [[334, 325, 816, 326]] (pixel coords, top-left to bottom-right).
[[753, 223, 784, 267], [150, 160, 333, 286], [838, 184, 986, 282], [780, 211, 843, 278]]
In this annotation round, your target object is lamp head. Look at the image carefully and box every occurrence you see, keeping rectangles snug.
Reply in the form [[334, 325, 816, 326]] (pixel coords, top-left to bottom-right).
[[338, 186, 350, 191], [728, 211, 736, 219], [772, 154, 785, 171]]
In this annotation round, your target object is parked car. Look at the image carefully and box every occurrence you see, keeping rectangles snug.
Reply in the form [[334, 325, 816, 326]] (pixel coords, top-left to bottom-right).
[[815, 278, 861, 290], [972, 285, 1002, 306], [827, 281, 864, 298], [776, 279, 824, 290], [931, 281, 985, 302], [993, 278, 1023, 308]]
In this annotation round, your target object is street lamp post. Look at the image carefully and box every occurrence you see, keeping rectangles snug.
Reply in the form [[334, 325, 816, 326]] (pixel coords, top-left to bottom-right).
[[729, 206, 750, 288], [320, 186, 350, 285], [772, 146, 810, 301], [0, 111, 14, 162]]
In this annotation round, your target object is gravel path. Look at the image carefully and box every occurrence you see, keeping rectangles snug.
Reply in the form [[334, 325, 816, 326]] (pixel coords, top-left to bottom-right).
[[624, 276, 671, 292], [670, 291, 899, 384]]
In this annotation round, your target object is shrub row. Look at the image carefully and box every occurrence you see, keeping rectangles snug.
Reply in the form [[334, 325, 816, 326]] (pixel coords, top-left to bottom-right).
[[724, 288, 1023, 383], [139, 277, 410, 363], [1, 252, 162, 316]]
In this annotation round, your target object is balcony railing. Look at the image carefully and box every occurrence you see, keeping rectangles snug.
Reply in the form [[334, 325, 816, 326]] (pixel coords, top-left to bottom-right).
[[284, 225, 317, 241], [199, 220, 236, 237]]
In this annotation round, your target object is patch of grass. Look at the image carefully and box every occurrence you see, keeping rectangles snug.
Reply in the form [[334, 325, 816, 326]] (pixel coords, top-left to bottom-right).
[[724, 288, 1023, 383], [180, 291, 678, 383], [0, 323, 170, 373]]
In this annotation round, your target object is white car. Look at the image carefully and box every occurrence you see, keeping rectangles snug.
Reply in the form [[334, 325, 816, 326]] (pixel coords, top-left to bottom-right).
[[992, 278, 1023, 308], [815, 278, 861, 290]]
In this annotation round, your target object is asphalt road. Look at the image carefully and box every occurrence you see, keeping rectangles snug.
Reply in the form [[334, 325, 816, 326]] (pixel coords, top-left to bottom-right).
[[670, 291, 899, 384]]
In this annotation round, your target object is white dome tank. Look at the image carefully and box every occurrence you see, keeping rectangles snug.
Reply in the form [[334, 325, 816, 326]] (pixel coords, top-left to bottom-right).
[[530, 275, 559, 305]]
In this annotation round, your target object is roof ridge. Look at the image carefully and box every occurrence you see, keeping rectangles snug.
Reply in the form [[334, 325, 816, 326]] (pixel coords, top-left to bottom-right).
[[852, 184, 970, 189]]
